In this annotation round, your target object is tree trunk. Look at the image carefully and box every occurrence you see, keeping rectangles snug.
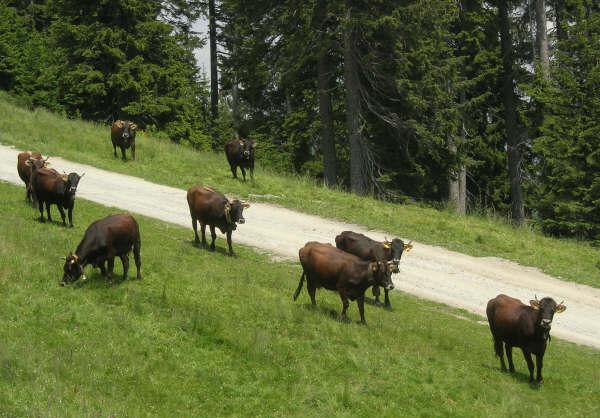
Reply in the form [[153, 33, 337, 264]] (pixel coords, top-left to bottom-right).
[[231, 82, 241, 138], [314, 0, 337, 187], [458, 164, 467, 215], [499, 1, 524, 224], [209, 0, 219, 120], [344, 7, 368, 195], [535, 0, 550, 79], [448, 136, 460, 210]]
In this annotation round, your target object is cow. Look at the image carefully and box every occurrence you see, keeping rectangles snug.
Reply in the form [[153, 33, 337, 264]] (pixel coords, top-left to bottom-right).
[[335, 231, 413, 309], [293, 241, 396, 324], [187, 185, 250, 256], [61, 214, 141, 286], [486, 294, 566, 383], [31, 167, 84, 227], [16, 151, 49, 203], [111, 120, 138, 160], [224, 138, 256, 181]]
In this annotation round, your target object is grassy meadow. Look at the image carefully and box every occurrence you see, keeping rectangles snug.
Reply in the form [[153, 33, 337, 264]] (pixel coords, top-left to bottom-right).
[[0, 181, 599, 417], [0, 91, 599, 291]]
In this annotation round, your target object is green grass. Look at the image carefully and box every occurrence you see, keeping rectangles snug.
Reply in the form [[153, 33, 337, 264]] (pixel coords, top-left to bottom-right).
[[1, 91, 599, 288], [0, 181, 599, 417]]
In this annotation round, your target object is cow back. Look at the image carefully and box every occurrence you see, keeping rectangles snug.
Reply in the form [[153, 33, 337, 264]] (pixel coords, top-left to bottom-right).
[[187, 185, 228, 223], [487, 294, 537, 346], [335, 231, 386, 262], [17, 151, 43, 184], [77, 214, 140, 261]]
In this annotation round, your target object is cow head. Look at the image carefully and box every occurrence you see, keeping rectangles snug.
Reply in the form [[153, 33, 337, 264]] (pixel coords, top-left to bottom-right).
[[530, 295, 567, 332], [370, 261, 395, 291], [239, 139, 255, 161], [61, 253, 86, 286], [118, 120, 137, 146], [383, 238, 412, 273], [25, 156, 49, 170], [224, 199, 250, 228], [60, 172, 84, 194]]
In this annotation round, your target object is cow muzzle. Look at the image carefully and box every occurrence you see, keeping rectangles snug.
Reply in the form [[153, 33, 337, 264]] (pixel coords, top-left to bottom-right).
[[384, 283, 395, 291], [237, 218, 245, 224], [540, 318, 552, 329]]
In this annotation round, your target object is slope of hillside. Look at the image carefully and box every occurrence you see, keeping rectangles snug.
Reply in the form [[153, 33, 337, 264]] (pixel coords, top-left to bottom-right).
[[0, 182, 599, 417], [0, 92, 599, 289]]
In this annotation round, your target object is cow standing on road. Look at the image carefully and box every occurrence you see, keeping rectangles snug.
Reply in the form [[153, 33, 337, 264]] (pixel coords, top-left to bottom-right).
[[17, 151, 49, 203], [111, 120, 137, 161], [224, 138, 255, 181], [187, 185, 250, 256], [486, 294, 566, 383], [31, 167, 84, 227], [62, 214, 142, 285], [294, 241, 395, 324], [335, 231, 412, 309]]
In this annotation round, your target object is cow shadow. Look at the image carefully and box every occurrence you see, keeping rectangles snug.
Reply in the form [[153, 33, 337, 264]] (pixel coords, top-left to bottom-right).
[[481, 363, 541, 388], [298, 303, 365, 325], [364, 296, 393, 311], [68, 271, 128, 289], [36, 217, 71, 228], [188, 240, 232, 257]]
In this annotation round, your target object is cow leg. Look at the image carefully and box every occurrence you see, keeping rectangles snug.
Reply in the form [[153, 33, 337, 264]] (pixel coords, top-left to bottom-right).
[[209, 225, 217, 251], [131, 142, 136, 160], [45, 203, 53, 222], [38, 200, 45, 222], [231, 165, 238, 179], [338, 293, 350, 323], [357, 294, 367, 325], [494, 338, 506, 371], [107, 256, 115, 283], [121, 146, 127, 161], [133, 239, 142, 280], [523, 350, 535, 382], [240, 167, 246, 182], [383, 288, 392, 310], [250, 163, 254, 180], [192, 218, 200, 245], [372, 285, 383, 306], [307, 280, 317, 306], [112, 141, 118, 158], [100, 262, 107, 277], [226, 230, 234, 256], [57, 205, 66, 226], [505, 344, 515, 372], [120, 254, 129, 281], [67, 206, 73, 227], [201, 223, 207, 247], [535, 354, 544, 383]]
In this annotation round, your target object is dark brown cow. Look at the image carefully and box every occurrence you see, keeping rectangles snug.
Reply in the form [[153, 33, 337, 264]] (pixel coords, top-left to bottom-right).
[[293, 241, 395, 324], [335, 231, 413, 309], [111, 120, 137, 160], [16, 151, 49, 203], [224, 138, 255, 181], [31, 167, 84, 227], [486, 294, 566, 383], [62, 214, 141, 285], [187, 185, 250, 256]]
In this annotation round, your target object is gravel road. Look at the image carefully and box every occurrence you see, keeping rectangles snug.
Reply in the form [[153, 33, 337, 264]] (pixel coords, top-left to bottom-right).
[[2, 144, 599, 349]]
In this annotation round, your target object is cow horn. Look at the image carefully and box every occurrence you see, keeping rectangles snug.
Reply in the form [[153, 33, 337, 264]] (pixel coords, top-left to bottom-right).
[[61, 173, 68, 181], [224, 202, 232, 224], [555, 300, 567, 313], [80, 172, 85, 178], [43, 156, 50, 162]]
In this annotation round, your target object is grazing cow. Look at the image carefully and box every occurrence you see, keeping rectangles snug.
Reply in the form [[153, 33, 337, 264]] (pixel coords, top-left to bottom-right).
[[17, 151, 49, 203], [62, 214, 141, 285], [293, 241, 396, 324], [31, 167, 84, 227], [486, 294, 566, 383], [187, 185, 250, 256], [111, 120, 137, 160], [224, 138, 256, 181], [335, 231, 413, 309]]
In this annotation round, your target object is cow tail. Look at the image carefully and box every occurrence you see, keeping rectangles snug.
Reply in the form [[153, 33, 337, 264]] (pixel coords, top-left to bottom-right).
[[293, 270, 305, 301]]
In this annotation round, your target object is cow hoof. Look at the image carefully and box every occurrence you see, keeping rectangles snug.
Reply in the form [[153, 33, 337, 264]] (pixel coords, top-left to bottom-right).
[[338, 316, 351, 324], [228, 252, 235, 257], [384, 304, 393, 311]]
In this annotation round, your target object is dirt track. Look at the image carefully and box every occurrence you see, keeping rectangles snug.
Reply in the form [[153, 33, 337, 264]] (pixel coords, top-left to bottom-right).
[[2, 143, 599, 349]]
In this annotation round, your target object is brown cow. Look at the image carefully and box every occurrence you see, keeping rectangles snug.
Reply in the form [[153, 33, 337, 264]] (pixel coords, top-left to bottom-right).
[[16, 151, 49, 203], [187, 185, 250, 256], [62, 214, 141, 285], [224, 138, 256, 181], [111, 120, 137, 160], [486, 294, 566, 383], [335, 231, 413, 309], [31, 167, 84, 227], [293, 242, 395, 324]]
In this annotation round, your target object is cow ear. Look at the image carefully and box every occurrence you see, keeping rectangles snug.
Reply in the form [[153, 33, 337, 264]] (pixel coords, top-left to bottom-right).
[[251, 141, 257, 148], [403, 241, 414, 252], [116, 120, 123, 128], [382, 241, 391, 249], [555, 304, 566, 314], [239, 140, 244, 146], [130, 123, 137, 131], [370, 263, 378, 272], [530, 299, 540, 310]]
